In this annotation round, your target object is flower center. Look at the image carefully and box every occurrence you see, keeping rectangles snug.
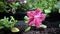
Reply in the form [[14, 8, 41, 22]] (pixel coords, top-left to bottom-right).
[[34, 15, 40, 18]]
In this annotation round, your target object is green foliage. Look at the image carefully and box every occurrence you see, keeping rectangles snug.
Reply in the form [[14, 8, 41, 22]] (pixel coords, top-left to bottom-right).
[[29, 0, 58, 9], [27, 0, 58, 13], [54, 1, 60, 13], [55, 1, 60, 9], [8, 2, 20, 13], [0, 16, 17, 29], [0, 0, 32, 13], [0, 0, 59, 14], [0, 1, 7, 12], [0, 0, 20, 13]]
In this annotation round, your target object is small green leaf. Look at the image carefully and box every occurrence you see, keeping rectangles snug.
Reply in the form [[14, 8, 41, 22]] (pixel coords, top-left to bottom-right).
[[10, 16, 14, 20], [40, 24, 47, 28], [25, 27, 31, 32], [24, 16, 28, 21], [44, 9, 51, 14], [11, 27, 20, 32]]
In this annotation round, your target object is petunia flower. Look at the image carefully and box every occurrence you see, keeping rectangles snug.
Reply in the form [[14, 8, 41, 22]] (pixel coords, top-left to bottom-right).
[[27, 9, 46, 28]]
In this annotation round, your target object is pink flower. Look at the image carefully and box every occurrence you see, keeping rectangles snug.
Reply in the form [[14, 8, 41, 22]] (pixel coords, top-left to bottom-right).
[[27, 9, 46, 28], [8, 0, 16, 2]]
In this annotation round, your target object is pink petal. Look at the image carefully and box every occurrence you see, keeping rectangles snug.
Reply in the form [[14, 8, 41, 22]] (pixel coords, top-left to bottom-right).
[[28, 18, 35, 26], [35, 18, 42, 28], [40, 14, 46, 21], [27, 11, 34, 18], [35, 9, 42, 14]]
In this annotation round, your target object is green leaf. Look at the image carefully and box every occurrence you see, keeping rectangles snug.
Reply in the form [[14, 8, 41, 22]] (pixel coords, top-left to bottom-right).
[[44, 9, 51, 14], [40, 24, 47, 28], [24, 16, 28, 21], [10, 16, 14, 20], [11, 27, 20, 32], [25, 27, 31, 32]]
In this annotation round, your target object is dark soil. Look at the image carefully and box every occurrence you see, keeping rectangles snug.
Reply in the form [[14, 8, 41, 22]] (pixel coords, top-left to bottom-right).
[[23, 28, 60, 34], [1, 28, 60, 34], [0, 21, 60, 34]]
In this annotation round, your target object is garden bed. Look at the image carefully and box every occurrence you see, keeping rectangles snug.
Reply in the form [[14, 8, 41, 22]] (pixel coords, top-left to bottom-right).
[[0, 21, 60, 34], [0, 11, 60, 34]]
